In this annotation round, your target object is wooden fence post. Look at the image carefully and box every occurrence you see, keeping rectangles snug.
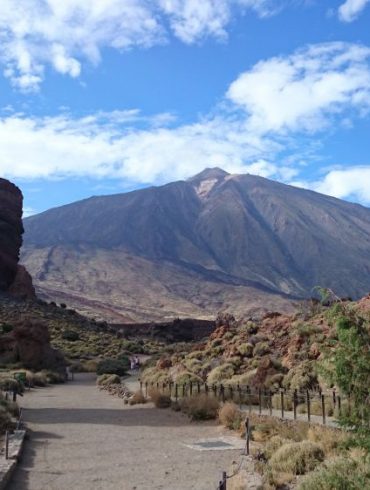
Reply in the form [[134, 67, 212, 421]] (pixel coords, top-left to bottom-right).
[[221, 384, 225, 403], [332, 389, 336, 408], [190, 381, 193, 397], [337, 395, 341, 416], [182, 384, 186, 398], [258, 388, 262, 415], [269, 390, 273, 416], [145, 382, 148, 397], [245, 417, 250, 456], [306, 390, 311, 423], [197, 382, 201, 395], [229, 385, 233, 402], [205, 383, 209, 396], [237, 384, 242, 408], [280, 390, 284, 419], [175, 384, 178, 402], [321, 394, 326, 425], [293, 390, 298, 420], [5, 431, 9, 460]]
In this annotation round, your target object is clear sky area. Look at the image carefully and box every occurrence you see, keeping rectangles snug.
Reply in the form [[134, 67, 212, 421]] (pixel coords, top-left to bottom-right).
[[0, 0, 369, 215]]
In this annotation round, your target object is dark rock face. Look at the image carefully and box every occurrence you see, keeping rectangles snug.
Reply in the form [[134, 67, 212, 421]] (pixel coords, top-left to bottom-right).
[[0, 179, 23, 291], [0, 178, 35, 298], [0, 317, 66, 373]]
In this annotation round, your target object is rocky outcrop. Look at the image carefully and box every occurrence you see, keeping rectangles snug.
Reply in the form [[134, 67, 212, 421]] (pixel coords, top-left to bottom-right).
[[0, 317, 66, 373], [0, 178, 35, 298]]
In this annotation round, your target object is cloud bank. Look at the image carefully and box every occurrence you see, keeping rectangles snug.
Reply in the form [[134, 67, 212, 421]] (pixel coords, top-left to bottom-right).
[[0, 0, 278, 91], [0, 42, 369, 204], [338, 0, 370, 22]]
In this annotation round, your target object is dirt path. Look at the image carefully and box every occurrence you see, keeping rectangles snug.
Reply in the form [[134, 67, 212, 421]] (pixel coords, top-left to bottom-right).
[[8, 374, 244, 490]]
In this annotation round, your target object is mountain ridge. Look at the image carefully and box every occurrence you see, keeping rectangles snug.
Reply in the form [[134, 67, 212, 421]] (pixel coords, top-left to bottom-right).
[[21, 168, 370, 321]]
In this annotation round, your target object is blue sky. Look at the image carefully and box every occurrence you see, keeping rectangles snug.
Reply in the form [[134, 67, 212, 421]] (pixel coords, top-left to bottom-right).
[[0, 0, 370, 215]]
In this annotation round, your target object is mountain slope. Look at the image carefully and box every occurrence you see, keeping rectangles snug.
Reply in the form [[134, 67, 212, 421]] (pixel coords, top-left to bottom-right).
[[21, 168, 370, 321]]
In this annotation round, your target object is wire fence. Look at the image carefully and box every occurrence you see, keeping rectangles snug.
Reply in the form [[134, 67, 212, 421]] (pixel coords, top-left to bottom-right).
[[140, 379, 347, 426]]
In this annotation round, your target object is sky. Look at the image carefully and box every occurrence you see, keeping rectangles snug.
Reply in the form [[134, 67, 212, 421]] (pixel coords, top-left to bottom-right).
[[0, 0, 370, 216]]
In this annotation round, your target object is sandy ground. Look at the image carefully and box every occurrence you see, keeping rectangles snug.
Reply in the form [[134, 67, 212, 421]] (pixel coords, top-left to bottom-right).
[[8, 374, 244, 490]]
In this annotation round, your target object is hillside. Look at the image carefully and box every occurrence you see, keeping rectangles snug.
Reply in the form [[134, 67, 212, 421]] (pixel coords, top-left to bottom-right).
[[21, 168, 370, 322]]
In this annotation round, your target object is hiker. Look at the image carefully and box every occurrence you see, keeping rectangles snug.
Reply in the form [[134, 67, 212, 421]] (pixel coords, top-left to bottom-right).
[[130, 357, 136, 370]]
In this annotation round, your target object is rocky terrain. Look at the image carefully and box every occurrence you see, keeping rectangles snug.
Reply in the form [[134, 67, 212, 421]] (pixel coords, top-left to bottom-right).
[[141, 294, 370, 395], [21, 168, 370, 322]]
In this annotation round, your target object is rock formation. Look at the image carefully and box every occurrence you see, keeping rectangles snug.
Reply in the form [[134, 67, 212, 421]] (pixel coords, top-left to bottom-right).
[[0, 178, 35, 298], [0, 317, 66, 373]]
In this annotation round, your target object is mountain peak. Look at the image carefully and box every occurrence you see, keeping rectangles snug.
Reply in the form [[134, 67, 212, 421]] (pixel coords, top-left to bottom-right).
[[188, 167, 229, 183], [188, 168, 229, 198]]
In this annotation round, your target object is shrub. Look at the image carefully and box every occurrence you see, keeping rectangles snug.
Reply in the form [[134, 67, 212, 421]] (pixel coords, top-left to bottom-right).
[[253, 342, 270, 357], [33, 372, 48, 386], [207, 364, 235, 384], [41, 370, 65, 384], [96, 359, 128, 376], [174, 371, 202, 385], [269, 441, 324, 475], [283, 361, 318, 391], [148, 388, 171, 408], [0, 323, 13, 334], [229, 370, 257, 387], [181, 394, 219, 421], [298, 457, 370, 489], [237, 343, 254, 357], [129, 390, 147, 405], [96, 374, 121, 387], [263, 435, 290, 459], [218, 402, 244, 430], [0, 406, 12, 432], [61, 330, 80, 341], [0, 377, 23, 393]]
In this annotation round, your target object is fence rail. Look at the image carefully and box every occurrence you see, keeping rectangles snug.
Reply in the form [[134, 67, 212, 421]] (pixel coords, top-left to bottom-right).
[[140, 379, 347, 425]]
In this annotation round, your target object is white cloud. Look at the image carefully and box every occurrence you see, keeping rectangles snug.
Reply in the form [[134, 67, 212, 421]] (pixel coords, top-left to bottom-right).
[[0, 42, 369, 198], [338, 0, 370, 22], [0, 0, 278, 91], [227, 42, 370, 134], [314, 167, 370, 204]]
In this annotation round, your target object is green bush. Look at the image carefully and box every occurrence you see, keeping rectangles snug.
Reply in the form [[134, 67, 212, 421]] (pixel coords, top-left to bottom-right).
[[96, 358, 128, 376], [207, 363, 235, 384]]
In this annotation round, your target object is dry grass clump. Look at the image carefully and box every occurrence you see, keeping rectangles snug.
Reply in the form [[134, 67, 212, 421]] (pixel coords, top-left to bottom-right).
[[148, 388, 172, 408], [249, 414, 309, 443], [96, 374, 121, 387], [269, 441, 324, 475], [307, 426, 349, 455], [129, 390, 147, 405], [271, 393, 293, 411], [218, 402, 244, 430], [207, 363, 235, 384], [180, 394, 220, 421]]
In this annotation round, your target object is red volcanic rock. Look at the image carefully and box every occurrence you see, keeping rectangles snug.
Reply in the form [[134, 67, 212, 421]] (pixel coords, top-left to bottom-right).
[[8, 265, 36, 299], [156, 358, 172, 370], [210, 326, 229, 341], [0, 318, 65, 372], [0, 178, 35, 298], [0, 179, 23, 291]]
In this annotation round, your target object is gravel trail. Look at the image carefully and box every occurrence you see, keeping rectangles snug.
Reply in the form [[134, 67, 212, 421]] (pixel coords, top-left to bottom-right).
[[8, 373, 242, 490]]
